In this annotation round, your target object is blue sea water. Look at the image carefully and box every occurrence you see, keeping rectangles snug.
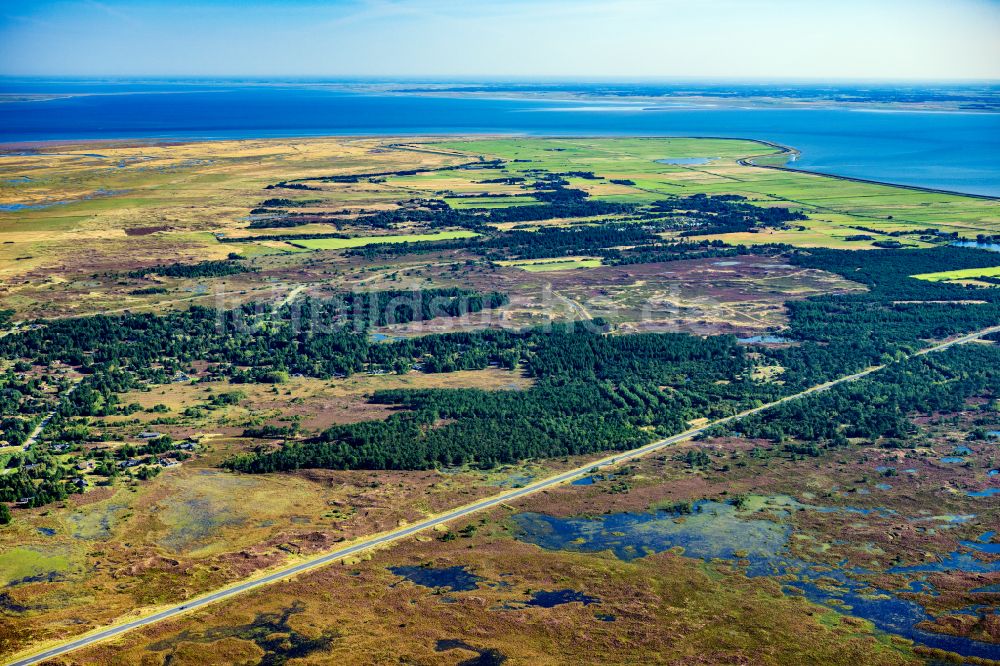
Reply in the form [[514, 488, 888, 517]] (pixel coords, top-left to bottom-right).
[[2, 80, 999, 196]]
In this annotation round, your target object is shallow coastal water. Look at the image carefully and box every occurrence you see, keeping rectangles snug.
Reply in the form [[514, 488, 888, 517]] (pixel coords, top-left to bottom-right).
[[1, 81, 998, 196]]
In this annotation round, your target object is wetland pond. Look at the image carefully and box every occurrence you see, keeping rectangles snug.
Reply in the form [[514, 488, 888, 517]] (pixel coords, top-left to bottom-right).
[[525, 589, 600, 608], [147, 601, 338, 663], [370, 332, 405, 343], [737, 335, 791, 344], [511, 497, 1000, 659], [435, 639, 508, 665], [390, 565, 602, 612], [390, 565, 484, 592], [571, 473, 615, 486], [0, 201, 70, 211]]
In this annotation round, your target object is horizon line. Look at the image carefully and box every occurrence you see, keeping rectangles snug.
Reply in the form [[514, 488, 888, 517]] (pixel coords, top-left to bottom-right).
[[1, 75, 999, 85]]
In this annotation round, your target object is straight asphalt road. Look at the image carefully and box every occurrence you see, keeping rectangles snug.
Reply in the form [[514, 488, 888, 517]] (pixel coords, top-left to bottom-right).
[[8, 322, 1000, 666]]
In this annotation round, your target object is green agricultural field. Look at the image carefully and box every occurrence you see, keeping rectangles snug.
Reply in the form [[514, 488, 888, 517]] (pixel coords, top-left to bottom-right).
[[498, 257, 604, 271], [912, 265, 1000, 281], [3, 135, 1000, 666], [290, 230, 479, 250], [434, 137, 1000, 246], [445, 196, 541, 209]]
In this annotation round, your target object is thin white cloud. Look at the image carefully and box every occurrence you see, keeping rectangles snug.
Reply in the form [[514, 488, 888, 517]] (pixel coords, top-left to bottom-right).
[[82, 0, 142, 27], [1, 0, 997, 79]]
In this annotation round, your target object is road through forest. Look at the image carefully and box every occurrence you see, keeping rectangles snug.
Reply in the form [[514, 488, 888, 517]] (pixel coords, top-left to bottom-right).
[[8, 322, 1000, 666]]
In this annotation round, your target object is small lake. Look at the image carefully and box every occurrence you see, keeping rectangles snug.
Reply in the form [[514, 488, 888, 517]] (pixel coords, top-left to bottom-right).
[[369, 332, 405, 343], [390, 565, 483, 592], [526, 589, 600, 608], [737, 335, 791, 344], [571, 473, 614, 486]]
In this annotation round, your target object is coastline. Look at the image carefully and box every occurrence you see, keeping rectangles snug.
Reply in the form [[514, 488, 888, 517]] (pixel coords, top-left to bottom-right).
[[736, 139, 1000, 201], [2, 132, 998, 202], [5, 78, 997, 114]]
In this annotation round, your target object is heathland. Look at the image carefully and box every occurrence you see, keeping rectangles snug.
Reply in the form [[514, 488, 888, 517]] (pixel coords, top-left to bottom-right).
[[1, 136, 999, 665]]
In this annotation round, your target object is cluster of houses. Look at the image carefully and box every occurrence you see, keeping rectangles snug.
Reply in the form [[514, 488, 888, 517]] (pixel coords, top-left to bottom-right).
[[13, 475, 86, 506], [12, 428, 203, 507], [118, 432, 197, 469]]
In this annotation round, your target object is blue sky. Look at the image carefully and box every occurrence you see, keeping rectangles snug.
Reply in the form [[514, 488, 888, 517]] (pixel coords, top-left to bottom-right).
[[1, 0, 998, 79]]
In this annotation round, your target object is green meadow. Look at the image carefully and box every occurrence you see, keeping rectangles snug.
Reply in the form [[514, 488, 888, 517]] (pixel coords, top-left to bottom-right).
[[912, 265, 1000, 281], [290, 230, 479, 250], [434, 137, 1000, 246], [498, 257, 604, 271]]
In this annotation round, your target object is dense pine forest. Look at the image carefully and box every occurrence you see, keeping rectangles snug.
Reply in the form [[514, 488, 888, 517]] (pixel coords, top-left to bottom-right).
[[225, 246, 1000, 472], [3, 240, 999, 487]]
